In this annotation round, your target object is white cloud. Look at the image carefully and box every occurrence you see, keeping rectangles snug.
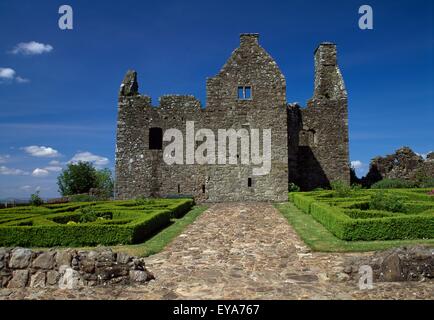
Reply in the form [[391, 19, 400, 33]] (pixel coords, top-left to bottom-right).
[[70, 152, 109, 167], [0, 155, 10, 164], [32, 168, 49, 177], [30, 163, 64, 177], [44, 166, 62, 172], [11, 41, 53, 55], [0, 67, 29, 84], [15, 76, 30, 83], [351, 160, 364, 169], [0, 68, 16, 79], [23, 145, 60, 158], [0, 166, 29, 176], [20, 185, 32, 191], [416, 151, 433, 160], [49, 160, 61, 165]]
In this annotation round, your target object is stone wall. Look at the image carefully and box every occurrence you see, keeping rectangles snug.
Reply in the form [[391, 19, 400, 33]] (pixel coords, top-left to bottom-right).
[[344, 246, 433, 282], [0, 247, 154, 289]]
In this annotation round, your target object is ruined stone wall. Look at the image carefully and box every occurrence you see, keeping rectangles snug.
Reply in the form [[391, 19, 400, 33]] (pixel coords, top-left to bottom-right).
[[362, 147, 434, 186], [115, 35, 351, 200], [116, 88, 205, 200], [295, 43, 350, 190]]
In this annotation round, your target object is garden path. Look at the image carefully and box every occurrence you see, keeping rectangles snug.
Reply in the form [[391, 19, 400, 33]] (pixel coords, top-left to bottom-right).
[[1, 203, 432, 299]]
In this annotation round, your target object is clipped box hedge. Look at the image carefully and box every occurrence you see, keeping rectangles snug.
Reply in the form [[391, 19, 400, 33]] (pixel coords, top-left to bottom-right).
[[291, 190, 434, 241], [0, 198, 193, 247]]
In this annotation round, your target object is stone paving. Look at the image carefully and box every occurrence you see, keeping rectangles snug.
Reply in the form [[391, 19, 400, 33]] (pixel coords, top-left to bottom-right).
[[0, 203, 432, 300]]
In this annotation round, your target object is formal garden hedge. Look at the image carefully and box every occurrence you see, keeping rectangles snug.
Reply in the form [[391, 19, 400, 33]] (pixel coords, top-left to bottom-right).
[[0, 198, 193, 247], [290, 189, 434, 241]]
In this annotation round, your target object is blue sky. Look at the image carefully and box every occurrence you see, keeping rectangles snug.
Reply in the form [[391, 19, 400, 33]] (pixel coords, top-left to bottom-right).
[[0, 0, 433, 199]]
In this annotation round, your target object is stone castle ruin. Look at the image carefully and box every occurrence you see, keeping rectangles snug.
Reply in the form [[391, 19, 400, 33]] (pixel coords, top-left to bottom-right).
[[115, 34, 350, 202]]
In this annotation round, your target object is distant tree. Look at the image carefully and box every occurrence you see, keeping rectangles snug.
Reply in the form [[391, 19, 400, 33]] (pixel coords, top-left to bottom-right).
[[95, 168, 114, 198], [30, 190, 44, 206], [57, 161, 98, 196]]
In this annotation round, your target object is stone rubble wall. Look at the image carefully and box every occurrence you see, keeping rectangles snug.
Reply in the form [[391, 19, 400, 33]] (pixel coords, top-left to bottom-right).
[[362, 147, 434, 186], [0, 247, 154, 289]]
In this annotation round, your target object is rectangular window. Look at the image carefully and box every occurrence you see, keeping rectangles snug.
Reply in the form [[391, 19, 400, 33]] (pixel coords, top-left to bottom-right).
[[248, 178, 252, 187], [238, 86, 252, 100], [238, 87, 244, 99], [245, 86, 251, 99], [149, 127, 163, 150]]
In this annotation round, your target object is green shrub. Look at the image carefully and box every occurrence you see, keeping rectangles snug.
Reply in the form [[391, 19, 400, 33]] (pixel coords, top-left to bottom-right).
[[371, 179, 416, 189], [419, 178, 434, 188], [288, 183, 300, 192], [343, 209, 400, 219], [69, 194, 97, 202], [292, 193, 315, 214], [135, 197, 156, 206], [369, 192, 407, 213], [313, 187, 325, 191], [30, 191, 44, 206], [307, 201, 353, 239], [330, 180, 351, 197], [0, 210, 172, 246], [351, 184, 363, 191], [76, 206, 111, 223], [167, 199, 195, 218]]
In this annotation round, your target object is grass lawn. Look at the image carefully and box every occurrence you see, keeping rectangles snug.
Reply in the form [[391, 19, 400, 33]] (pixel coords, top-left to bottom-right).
[[275, 202, 434, 252]]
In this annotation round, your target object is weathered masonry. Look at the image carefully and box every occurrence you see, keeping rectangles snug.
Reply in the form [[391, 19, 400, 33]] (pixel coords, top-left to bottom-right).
[[115, 34, 350, 202]]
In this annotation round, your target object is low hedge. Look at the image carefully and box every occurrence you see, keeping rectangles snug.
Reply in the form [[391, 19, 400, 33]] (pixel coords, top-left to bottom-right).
[[346, 214, 434, 241], [0, 198, 194, 247], [371, 179, 417, 189], [292, 191, 434, 241], [0, 209, 172, 246], [343, 209, 400, 219], [292, 193, 315, 214], [168, 199, 194, 218]]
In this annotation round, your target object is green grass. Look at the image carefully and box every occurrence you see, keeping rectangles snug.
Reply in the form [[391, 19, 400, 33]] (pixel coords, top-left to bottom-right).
[[275, 202, 434, 252]]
